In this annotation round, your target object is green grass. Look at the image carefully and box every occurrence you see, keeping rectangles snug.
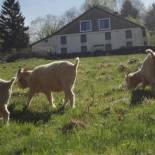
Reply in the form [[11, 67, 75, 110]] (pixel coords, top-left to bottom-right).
[[0, 54, 155, 155]]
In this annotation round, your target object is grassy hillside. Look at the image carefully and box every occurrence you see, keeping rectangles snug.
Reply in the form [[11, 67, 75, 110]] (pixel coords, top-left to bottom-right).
[[0, 54, 155, 155]]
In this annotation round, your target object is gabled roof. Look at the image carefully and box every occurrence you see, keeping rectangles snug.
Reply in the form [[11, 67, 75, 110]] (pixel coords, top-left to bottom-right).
[[31, 6, 145, 46]]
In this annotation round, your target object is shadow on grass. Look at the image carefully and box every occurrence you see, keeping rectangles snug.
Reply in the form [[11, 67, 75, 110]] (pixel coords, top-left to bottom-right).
[[9, 105, 65, 124], [130, 89, 155, 106]]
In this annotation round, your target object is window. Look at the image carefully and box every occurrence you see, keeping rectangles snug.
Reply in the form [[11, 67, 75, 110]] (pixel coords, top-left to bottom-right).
[[98, 18, 111, 30], [61, 36, 67, 45], [144, 41, 147, 46], [142, 29, 146, 37], [80, 20, 92, 32], [126, 41, 133, 47], [81, 34, 87, 43], [44, 39, 48, 43], [105, 44, 112, 50], [126, 30, 132, 39], [105, 32, 111, 40], [81, 46, 87, 52], [61, 48, 67, 54]]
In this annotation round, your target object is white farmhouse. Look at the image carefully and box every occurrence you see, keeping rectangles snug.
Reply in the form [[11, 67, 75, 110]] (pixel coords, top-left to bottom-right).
[[31, 7, 147, 54]]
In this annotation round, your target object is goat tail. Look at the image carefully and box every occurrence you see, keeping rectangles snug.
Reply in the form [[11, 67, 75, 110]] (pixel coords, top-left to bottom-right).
[[146, 49, 155, 57], [74, 57, 80, 70]]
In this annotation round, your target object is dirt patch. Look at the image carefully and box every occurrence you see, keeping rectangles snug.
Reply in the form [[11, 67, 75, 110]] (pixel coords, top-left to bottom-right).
[[62, 119, 87, 134]]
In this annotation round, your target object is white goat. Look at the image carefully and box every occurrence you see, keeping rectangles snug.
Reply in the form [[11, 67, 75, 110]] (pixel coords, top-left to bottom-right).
[[126, 49, 155, 90], [0, 78, 15, 124], [16, 57, 80, 109]]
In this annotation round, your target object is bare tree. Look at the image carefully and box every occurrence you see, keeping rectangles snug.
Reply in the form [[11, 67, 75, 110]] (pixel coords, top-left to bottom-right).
[[120, 0, 139, 18], [120, 0, 145, 16], [145, 3, 155, 31], [29, 7, 80, 43], [29, 15, 64, 43], [131, 0, 145, 16], [29, 17, 46, 42], [62, 7, 79, 24]]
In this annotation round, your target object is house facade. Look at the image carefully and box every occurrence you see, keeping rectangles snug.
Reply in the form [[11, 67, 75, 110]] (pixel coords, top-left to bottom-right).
[[31, 7, 147, 54]]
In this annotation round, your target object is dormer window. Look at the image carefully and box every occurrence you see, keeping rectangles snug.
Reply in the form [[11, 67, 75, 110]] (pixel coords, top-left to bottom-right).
[[98, 18, 111, 30], [80, 20, 92, 32]]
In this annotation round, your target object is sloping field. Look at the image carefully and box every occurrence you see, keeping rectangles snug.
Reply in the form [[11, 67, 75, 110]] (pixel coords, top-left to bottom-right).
[[0, 54, 155, 155]]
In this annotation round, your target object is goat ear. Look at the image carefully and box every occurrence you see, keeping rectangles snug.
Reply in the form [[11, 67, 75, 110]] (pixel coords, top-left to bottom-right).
[[23, 68, 28, 72], [17, 68, 22, 74], [23, 67, 32, 72], [17, 68, 25, 75], [146, 49, 155, 57]]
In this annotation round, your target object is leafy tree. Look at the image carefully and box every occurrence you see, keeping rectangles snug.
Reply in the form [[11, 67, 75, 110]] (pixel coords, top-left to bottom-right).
[[127, 16, 144, 26], [145, 3, 155, 31], [148, 31, 155, 45], [0, 0, 29, 51], [121, 0, 139, 18], [82, 0, 118, 12]]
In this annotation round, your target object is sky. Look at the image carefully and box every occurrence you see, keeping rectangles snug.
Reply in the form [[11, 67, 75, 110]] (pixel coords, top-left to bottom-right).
[[0, 0, 154, 26]]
